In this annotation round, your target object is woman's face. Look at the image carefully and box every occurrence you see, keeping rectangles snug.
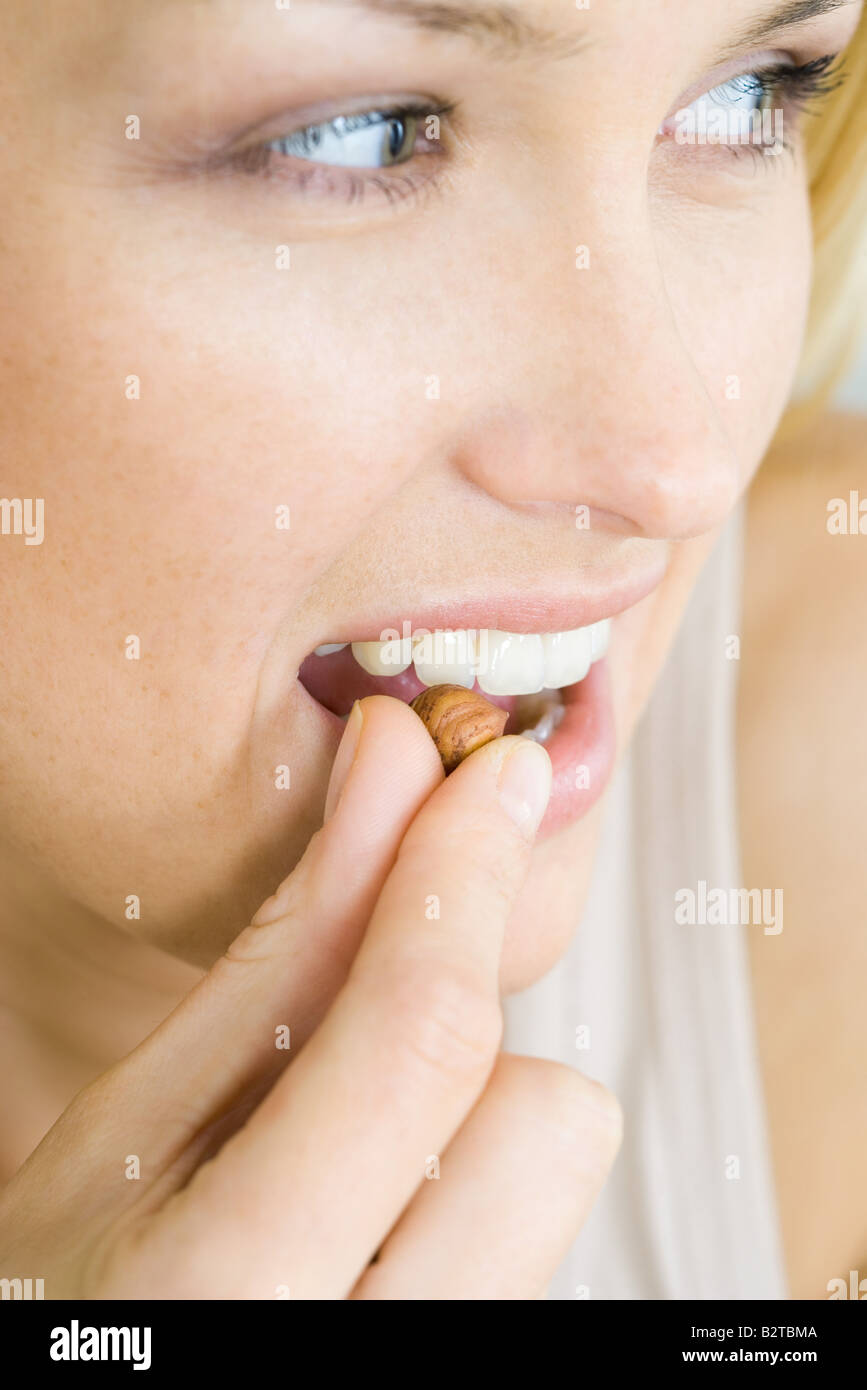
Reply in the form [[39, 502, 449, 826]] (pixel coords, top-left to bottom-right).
[[1, 0, 861, 989]]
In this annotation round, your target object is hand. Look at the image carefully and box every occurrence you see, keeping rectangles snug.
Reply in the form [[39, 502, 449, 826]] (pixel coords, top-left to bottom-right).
[[0, 696, 621, 1299]]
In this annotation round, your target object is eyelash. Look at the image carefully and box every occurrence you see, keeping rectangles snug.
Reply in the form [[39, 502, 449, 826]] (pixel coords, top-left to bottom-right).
[[755, 51, 845, 109], [719, 52, 846, 159], [222, 99, 454, 205], [217, 52, 845, 206]]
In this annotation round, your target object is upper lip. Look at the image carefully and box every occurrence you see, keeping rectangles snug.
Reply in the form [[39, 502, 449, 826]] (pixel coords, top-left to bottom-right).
[[307, 549, 668, 647]]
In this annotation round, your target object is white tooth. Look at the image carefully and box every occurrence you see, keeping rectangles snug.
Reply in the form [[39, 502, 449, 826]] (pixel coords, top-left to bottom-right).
[[589, 618, 611, 662], [413, 630, 477, 689], [351, 638, 413, 676], [313, 643, 348, 656], [541, 629, 592, 689], [476, 631, 545, 696]]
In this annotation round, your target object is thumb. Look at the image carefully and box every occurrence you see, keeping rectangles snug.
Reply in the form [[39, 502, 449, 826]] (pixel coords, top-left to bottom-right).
[[49, 696, 443, 1208]]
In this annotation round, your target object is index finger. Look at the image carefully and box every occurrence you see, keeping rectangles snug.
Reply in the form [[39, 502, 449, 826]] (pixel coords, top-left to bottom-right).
[[160, 734, 552, 1298]]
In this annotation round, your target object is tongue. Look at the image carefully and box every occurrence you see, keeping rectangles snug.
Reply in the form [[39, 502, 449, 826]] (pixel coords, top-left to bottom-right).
[[298, 647, 521, 721]]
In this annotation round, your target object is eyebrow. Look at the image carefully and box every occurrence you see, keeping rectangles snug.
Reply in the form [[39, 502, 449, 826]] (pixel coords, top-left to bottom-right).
[[729, 0, 860, 49], [309, 0, 591, 59], [307, 0, 859, 59]]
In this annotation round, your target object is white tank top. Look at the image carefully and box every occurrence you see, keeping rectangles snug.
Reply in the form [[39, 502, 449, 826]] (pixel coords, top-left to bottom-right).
[[503, 511, 788, 1299]]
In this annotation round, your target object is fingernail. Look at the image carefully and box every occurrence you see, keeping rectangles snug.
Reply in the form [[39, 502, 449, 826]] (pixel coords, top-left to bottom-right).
[[497, 740, 552, 838], [324, 701, 364, 822]]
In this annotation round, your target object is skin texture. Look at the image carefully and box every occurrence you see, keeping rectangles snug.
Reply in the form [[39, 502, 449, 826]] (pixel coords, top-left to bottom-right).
[[0, 0, 864, 1296]]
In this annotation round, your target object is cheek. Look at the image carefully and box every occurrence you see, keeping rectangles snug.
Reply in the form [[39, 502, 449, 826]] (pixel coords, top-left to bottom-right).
[[657, 172, 813, 478], [0, 202, 404, 744], [0, 192, 454, 948]]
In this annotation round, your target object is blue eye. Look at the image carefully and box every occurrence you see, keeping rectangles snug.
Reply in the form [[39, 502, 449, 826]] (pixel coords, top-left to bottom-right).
[[678, 73, 770, 135], [664, 53, 844, 152], [702, 74, 766, 114], [217, 97, 453, 209], [267, 109, 419, 169]]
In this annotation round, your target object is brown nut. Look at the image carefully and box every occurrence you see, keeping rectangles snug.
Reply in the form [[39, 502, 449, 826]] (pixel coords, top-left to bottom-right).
[[410, 684, 508, 774]]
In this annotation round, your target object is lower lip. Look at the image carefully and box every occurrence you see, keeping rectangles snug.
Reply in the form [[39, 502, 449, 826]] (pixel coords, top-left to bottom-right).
[[536, 658, 614, 836], [296, 653, 615, 840]]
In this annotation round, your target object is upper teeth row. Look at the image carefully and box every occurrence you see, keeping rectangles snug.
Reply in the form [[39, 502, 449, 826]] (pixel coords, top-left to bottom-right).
[[313, 622, 611, 696]]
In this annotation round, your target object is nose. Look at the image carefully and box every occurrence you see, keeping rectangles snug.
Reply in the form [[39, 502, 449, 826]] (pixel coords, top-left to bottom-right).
[[452, 206, 740, 541]]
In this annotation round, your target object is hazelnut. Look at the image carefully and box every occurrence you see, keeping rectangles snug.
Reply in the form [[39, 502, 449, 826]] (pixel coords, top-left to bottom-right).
[[410, 684, 508, 773]]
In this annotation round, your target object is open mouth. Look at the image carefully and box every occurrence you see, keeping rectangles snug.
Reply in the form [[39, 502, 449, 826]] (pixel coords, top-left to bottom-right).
[[299, 622, 610, 741], [298, 621, 617, 835]]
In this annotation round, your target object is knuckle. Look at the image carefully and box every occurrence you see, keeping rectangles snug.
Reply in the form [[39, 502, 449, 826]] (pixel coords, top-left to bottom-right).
[[387, 965, 502, 1086], [61, 1074, 115, 1137], [228, 839, 324, 967], [224, 898, 303, 968]]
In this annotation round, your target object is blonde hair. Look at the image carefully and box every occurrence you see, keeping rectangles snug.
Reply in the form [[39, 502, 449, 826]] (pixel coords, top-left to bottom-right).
[[782, 8, 867, 435]]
